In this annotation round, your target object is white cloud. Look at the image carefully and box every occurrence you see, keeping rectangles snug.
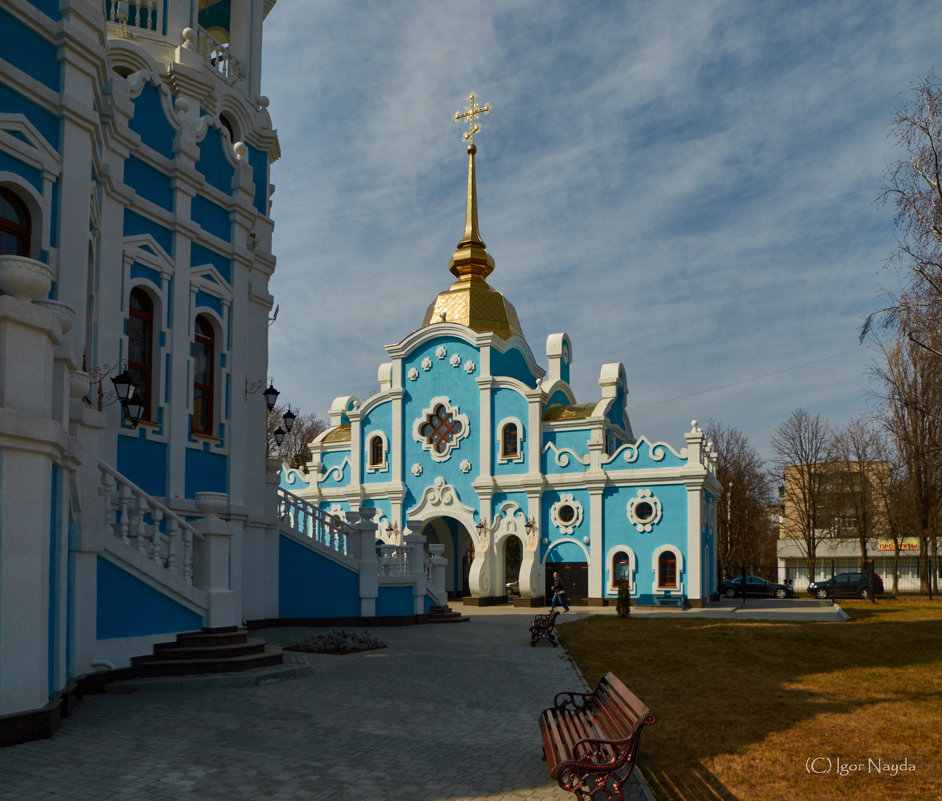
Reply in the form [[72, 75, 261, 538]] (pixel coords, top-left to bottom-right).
[[261, 0, 937, 460]]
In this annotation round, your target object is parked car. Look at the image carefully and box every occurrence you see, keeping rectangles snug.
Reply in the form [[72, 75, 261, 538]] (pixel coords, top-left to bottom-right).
[[718, 575, 794, 599], [808, 572, 884, 599]]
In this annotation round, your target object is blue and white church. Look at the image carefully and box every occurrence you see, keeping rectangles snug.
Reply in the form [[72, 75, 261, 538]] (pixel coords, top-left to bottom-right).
[[286, 98, 722, 609], [0, 0, 293, 740]]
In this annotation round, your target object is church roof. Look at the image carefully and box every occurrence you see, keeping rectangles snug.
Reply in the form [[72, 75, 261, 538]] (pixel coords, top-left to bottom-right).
[[542, 403, 597, 422], [322, 424, 351, 444], [420, 95, 523, 341]]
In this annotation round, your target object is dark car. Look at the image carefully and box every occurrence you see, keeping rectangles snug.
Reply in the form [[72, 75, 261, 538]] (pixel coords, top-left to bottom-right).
[[808, 571, 884, 599], [718, 575, 794, 599]]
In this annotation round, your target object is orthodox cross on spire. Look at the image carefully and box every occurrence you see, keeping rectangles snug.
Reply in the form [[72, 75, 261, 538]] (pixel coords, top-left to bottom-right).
[[454, 93, 490, 148]]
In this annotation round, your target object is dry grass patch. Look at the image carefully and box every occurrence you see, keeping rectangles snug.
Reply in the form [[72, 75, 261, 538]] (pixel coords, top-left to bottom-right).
[[557, 601, 942, 801]]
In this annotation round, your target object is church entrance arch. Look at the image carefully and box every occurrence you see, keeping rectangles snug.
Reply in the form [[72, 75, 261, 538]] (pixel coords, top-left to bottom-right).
[[418, 516, 474, 597], [501, 535, 522, 596], [545, 539, 589, 606], [407, 477, 488, 598]]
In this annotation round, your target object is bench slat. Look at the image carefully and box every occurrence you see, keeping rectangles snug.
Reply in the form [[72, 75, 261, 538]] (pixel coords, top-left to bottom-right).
[[538, 672, 655, 800]]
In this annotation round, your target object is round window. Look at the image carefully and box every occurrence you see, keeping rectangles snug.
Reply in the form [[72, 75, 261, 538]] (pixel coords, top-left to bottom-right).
[[558, 504, 575, 524], [634, 501, 654, 522]]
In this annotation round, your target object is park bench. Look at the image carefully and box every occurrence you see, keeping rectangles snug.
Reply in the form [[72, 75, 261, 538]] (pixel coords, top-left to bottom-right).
[[538, 672, 656, 800], [529, 609, 560, 646]]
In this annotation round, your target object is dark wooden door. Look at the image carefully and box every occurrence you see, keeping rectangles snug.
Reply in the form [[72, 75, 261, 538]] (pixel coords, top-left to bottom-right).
[[546, 562, 589, 606]]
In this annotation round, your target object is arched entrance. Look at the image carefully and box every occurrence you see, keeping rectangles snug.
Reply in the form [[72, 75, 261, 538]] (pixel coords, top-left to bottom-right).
[[545, 539, 589, 606], [501, 534, 523, 596], [419, 516, 474, 597]]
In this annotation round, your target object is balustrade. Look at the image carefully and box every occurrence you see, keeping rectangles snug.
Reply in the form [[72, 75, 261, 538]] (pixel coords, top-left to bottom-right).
[[277, 488, 356, 559], [196, 26, 241, 82], [106, 1, 162, 34], [98, 462, 202, 585], [378, 545, 410, 577]]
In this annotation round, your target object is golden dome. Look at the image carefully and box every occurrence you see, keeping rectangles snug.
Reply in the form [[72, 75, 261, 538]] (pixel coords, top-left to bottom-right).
[[422, 98, 522, 340]]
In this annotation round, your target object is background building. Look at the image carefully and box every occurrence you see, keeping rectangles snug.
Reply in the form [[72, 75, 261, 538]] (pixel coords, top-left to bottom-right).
[[776, 460, 927, 591]]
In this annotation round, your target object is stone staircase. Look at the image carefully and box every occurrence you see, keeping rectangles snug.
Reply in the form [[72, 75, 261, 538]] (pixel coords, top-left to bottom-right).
[[426, 604, 468, 623], [128, 628, 284, 676]]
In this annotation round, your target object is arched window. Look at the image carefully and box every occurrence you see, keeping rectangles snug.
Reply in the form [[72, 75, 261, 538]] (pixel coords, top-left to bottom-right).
[[502, 423, 519, 458], [0, 187, 31, 256], [192, 315, 215, 435], [658, 552, 677, 588], [614, 552, 631, 586], [219, 112, 236, 143], [127, 288, 154, 421], [369, 435, 384, 467]]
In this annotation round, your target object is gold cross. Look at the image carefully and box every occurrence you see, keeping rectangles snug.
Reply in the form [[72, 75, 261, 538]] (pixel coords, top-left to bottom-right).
[[454, 93, 490, 146]]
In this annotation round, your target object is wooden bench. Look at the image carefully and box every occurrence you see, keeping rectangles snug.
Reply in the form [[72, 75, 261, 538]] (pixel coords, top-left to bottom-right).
[[538, 672, 656, 800], [529, 609, 560, 646]]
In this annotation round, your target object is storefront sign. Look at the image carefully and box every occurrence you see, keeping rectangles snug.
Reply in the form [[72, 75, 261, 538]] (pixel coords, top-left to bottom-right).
[[878, 540, 919, 552]]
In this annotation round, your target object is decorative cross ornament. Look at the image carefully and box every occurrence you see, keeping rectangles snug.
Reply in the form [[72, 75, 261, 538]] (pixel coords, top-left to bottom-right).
[[455, 93, 490, 146]]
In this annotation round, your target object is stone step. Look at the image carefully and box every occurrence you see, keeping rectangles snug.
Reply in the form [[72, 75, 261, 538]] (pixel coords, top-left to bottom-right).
[[174, 628, 249, 647], [426, 605, 469, 623], [143, 637, 267, 662], [127, 645, 285, 678]]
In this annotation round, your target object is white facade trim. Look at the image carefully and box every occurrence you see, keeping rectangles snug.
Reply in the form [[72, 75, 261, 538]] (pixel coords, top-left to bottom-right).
[[496, 415, 525, 464], [411, 395, 469, 462], [365, 429, 389, 474], [606, 546, 637, 594], [651, 544, 684, 593]]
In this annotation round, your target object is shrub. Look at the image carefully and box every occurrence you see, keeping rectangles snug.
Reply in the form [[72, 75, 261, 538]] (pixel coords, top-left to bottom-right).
[[616, 585, 631, 617]]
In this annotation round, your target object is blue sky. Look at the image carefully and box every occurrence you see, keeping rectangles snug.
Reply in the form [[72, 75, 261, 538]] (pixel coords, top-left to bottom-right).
[[260, 0, 939, 461]]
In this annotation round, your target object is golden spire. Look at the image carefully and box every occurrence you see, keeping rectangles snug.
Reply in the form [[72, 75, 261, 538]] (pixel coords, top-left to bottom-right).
[[422, 93, 523, 339], [449, 93, 493, 279]]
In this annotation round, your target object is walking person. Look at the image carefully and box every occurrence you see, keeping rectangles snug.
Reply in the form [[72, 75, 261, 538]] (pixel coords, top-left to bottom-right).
[[550, 571, 570, 612]]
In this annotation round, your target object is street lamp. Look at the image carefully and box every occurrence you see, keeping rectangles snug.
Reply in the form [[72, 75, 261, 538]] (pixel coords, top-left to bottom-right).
[[262, 381, 280, 411], [282, 407, 296, 432], [124, 391, 145, 428], [111, 370, 134, 405], [273, 426, 286, 446]]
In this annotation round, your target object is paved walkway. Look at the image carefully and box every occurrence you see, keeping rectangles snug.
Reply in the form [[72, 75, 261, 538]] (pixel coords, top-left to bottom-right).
[[0, 605, 656, 801]]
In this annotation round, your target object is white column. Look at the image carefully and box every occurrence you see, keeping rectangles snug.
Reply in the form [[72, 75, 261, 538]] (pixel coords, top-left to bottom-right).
[[194, 493, 236, 629], [588, 485, 605, 600], [355, 508, 378, 617], [0, 294, 65, 715]]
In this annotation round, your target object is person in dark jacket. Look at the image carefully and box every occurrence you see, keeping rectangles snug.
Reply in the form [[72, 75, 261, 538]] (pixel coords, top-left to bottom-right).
[[551, 571, 570, 612]]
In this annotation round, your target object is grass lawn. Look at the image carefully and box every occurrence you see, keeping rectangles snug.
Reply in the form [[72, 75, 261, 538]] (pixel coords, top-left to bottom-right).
[[557, 600, 942, 801]]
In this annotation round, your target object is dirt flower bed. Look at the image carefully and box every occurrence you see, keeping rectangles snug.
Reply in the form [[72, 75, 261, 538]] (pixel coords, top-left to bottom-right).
[[287, 629, 387, 655]]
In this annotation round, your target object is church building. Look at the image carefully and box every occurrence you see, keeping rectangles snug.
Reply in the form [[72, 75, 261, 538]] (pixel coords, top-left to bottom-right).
[[284, 97, 722, 608], [0, 0, 283, 738]]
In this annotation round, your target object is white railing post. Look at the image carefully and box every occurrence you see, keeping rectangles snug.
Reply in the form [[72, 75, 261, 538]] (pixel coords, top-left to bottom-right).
[[194, 492, 236, 629], [403, 532, 427, 615], [354, 508, 377, 617], [429, 544, 447, 605]]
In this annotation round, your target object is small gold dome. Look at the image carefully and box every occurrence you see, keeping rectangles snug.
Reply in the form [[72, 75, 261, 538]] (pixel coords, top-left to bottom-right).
[[422, 107, 523, 341]]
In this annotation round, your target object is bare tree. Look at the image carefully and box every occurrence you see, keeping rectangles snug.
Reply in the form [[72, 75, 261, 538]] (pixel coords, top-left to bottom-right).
[[770, 409, 834, 580], [704, 421, 776, 579], [866, 72, 942, 360], [267, 404, 327, 469], [876, 306, 942, 591], [829, 418, 890, 565]]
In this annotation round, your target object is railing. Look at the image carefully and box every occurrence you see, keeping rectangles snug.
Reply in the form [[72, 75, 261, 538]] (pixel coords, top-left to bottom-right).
[[197, 26, 241, 83], [277, 488, 356, 560], [98, 461, 203, 585], [106, 1, 162, 34], [378, 545, 410, 577]]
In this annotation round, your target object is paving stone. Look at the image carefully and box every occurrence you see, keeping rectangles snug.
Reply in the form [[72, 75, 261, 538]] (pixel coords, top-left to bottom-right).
[[0, 605, 657, 801]]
